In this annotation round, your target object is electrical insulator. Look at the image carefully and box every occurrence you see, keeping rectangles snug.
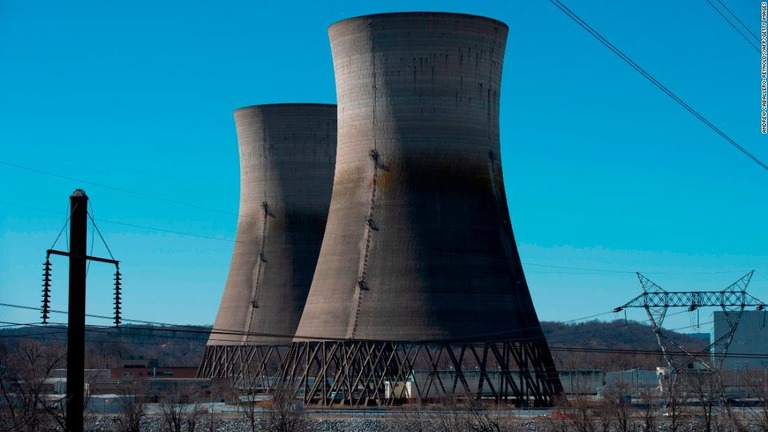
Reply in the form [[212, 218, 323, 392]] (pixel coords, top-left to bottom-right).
[[113, 267, 122, 327], [41, 258, 52, 324]]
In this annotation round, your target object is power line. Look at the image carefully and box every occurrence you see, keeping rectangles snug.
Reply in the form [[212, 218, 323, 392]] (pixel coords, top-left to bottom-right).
[[0, 300, 721, 348], [550, 0, 768, 172], [11, 198, 758, 274], [716, 0, 761, 41], [523, 263, 633, 274], [524, 262, 754, 276], [0, 201, 237, 243], [562, 310, 617, 323], [0, 160, 237, 216], [6, 319, 768, 361], [97, 218, 235, 243], [704, 0, 760, 52]]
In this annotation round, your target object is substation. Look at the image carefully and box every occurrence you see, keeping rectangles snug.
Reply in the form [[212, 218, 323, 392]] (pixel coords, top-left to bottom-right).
[[197, 12, 564, 407]]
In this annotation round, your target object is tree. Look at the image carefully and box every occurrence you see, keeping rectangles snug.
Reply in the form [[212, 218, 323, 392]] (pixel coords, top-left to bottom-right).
[[600, 379, 633, 432], [158, 382, 205, 432], [0, 340, 66, 432], [114, 381, 147, 432], [661, 371, 687, 432], [388, 390, 509, 432], [636, 390, 659, 432], [682, 370, 725, 432], [261, 380, 308, 432], [724, 367, 767, 432]]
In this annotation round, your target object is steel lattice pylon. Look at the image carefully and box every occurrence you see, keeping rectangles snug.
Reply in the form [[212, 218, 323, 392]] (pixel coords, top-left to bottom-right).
[[614, 271, 764, 372]]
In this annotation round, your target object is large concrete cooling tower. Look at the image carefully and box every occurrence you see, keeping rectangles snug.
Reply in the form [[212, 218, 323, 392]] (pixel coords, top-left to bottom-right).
[[198, 104, 336, 381], [285, 12, 562, 406]]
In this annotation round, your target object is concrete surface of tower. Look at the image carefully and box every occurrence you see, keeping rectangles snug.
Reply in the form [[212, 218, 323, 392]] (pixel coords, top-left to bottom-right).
[[199, 104, 336, 378], [295, 12, 551, 345]]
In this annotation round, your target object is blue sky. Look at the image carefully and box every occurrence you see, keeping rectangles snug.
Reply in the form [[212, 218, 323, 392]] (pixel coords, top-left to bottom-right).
[[1, 0, 766, 334]]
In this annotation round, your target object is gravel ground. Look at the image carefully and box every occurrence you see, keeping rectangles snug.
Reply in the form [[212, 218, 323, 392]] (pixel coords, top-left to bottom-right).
[[81, 414, 759, 432], [85, 416, 389, 432]]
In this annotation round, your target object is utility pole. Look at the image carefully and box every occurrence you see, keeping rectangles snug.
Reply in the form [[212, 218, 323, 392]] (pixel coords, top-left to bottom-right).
[[42, 189, 120, 432], [66, 189, 87, 432]]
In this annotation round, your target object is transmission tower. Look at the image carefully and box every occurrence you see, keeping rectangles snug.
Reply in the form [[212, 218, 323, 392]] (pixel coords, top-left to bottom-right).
[[614, 271, 764, 373]]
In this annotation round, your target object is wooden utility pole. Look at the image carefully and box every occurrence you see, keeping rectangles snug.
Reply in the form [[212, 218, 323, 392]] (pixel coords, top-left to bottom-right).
[[66, 189, 88, 432], [42, 190, 120, 431]]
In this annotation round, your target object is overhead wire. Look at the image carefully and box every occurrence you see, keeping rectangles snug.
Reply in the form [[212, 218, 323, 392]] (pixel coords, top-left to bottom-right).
[[562, 310, 617, 323], [5, 318, 768, 361], [0, 160, 237, 216], [97, 218, 235, 243], [87, 201, 96, 275], [48, 202, 75, 251], [5, 201, 756, 276], [0, 301, 716, 348], [0, 201, 236, 243], [0, 296, 742, 364], [86, 203, 115, 261], [523, 263, 750, 276], [716, 0, 760, 41], [549, 0, 768, 172], [522, 263, 633, 274], [704, 0, 760, 52]]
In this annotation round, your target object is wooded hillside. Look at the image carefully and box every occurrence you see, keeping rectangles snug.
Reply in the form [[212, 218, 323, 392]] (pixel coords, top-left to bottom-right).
[[0, 320, 709, 371]]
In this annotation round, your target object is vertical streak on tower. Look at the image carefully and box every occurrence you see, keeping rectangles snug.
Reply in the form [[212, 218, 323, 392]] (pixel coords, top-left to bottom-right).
[[289, 12, 562, 406], [198, 104, 336, 381]]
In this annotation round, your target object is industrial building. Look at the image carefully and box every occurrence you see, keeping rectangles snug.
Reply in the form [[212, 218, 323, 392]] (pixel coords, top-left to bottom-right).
[[198, 104, 337, 384], [712, 310, 768, 372], [284, 12, 562, 407]]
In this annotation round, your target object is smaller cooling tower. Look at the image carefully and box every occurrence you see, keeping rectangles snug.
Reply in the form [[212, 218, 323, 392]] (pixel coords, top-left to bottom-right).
[[198, 104, 336, 380]]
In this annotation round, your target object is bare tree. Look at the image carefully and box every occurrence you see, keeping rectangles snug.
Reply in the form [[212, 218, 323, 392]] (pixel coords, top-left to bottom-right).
[[725, 368, 767, 432], [185, 401, 206, 432], [554, 378, 597, 432], [452, 397, 507, 432], [232, 367, 261, 432], [0, 340, 66, 432], [158, 382, 206, 432], [660, 372, 687, 432], [261, 380, 308, 432], [199, 380, 227, 432], [114, 381, 147, 432], [600, 379, 633, 432], [637, 390, 659, 432], [201, 411, 219, 432], [683, 370, 725, 432], [389, 395, 508, 432], [755, 372, 768, 428], [159, 385, 184, 432]]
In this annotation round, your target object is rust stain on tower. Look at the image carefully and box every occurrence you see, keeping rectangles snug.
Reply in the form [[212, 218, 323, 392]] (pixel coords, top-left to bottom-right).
[[287, 12, 562, 406], [198, 104, 336, 381]]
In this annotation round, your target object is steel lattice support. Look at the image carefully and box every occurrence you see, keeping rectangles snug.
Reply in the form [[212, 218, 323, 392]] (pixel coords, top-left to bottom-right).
[[197, 345, 288, 391], [278, 340, 563, 407], [614, 271, 764, 372]]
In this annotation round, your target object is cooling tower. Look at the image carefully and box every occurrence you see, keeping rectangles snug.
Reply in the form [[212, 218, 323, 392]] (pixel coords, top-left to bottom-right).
[[285, 12, 562, 406], [198, 104, 336, 380]]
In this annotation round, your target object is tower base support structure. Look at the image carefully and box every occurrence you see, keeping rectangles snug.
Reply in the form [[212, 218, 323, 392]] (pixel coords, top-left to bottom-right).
[[197, 345, 288, 391], [279, 340, 562, 407]]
